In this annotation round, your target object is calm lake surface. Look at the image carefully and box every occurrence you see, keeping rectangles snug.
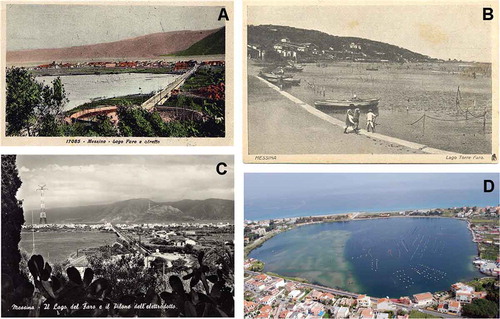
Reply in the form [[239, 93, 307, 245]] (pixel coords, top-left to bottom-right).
[[37, 73, 180, 111], [20, 230, 117, 264], [249, 218, 480, 297]]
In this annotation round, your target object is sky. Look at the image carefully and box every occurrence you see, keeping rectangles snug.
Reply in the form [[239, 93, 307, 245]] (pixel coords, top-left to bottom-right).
[[248, 4, 495, 62], [7, 4, 225, 51], [245, 173, 500, 220], [16, 155, 233, 211]]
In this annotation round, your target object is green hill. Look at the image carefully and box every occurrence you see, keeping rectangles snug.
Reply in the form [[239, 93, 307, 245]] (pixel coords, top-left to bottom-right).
[[175, 27, 225, 56], [248, 24, 436, 63]]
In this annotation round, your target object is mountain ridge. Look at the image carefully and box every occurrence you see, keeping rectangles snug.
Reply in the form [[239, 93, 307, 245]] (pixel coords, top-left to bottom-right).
[[25, 198, 233, 224], [7, 28, 223, 64]]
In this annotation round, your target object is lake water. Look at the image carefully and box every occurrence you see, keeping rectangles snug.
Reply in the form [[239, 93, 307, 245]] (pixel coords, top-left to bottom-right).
[[20, 230, 118, 264], [249, 218, 481, 297], [37, 73, 180, 111]]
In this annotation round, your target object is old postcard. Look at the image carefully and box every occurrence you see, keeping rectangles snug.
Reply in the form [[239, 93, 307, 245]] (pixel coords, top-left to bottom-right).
[[0, 1, 233, 146], [1, 155, 234, 317], [243, 0, 499, 163]]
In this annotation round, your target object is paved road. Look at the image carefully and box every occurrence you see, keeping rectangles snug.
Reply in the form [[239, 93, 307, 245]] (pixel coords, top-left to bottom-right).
[[142, 64, 200, 110]]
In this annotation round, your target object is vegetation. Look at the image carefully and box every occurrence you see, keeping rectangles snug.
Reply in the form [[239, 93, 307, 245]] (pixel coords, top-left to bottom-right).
[[248, 24, 434, 63], [462, 299, 499, 318], [6, 67, 225, 138], [6, 67, 67, 136], [2, 251, 234, 317], [265, 272, 308, 283], [408, 310, 439, 318], [66, 93, 153, 115], [248, 260, 265, 272], [171, 27, 225, 56]]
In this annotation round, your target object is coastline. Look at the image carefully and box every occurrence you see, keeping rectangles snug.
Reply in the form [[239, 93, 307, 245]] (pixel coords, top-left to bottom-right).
[[245, 213, 472, 256], [245, 213, 487, 298]]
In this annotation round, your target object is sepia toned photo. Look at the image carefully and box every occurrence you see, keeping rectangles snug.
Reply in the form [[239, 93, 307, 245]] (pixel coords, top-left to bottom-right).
[[244, 173, 500, 318], [1, 1, 233, 146], [243, 0, 498, 163], [1, 155, 234, 317]]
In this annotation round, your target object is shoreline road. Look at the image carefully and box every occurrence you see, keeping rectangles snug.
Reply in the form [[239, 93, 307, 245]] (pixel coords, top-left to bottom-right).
[[247, 73, 457, 156], [142, 64, 200, 110], [247, 75, 424, 155], [245, 270, 462, 319]]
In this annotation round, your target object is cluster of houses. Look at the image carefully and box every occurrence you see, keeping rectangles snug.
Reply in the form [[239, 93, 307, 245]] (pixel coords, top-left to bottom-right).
[[248, 36, 391, 63], [32, 59, 223, 72], [244, 267, 496, 319]]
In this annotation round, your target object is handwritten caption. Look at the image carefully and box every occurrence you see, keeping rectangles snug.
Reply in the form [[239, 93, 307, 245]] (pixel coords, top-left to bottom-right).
[[12, 302, 175, 311]]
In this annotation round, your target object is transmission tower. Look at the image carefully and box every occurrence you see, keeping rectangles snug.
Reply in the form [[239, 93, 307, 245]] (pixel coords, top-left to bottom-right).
[[36, 184, 48, 224]]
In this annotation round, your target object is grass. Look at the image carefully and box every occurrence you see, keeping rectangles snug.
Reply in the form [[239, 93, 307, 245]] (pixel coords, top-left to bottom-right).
[[66, 93, 154, 115], [266, 272, 309, 283], [409, 310, 439, 318], [480, 244, 499, 260], [182, 68, 224, 91], [470, 219, 500, 225], [170, 27, 225, 56]]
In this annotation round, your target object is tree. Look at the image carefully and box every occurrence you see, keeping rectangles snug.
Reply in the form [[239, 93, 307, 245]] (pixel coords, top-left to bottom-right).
[[462, 299, 499, 318], [6, 68, 42, 135], [1, 155, 35, 317], [6, 67, 68, 136]]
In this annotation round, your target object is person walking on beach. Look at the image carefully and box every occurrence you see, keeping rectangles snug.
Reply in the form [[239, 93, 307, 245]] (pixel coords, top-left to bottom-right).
[[366, 109, 377, 133], [344, 109, 355, 133]]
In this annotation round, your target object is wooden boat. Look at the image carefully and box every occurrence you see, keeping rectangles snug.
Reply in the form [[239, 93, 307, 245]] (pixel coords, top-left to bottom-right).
[[284, 64, 304, 72], [314, 97, 379, 109], [283, 78, 301, 86]]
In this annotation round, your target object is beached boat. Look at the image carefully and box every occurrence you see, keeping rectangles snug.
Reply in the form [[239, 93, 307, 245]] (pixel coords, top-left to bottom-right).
[[260, 72, 296, 85], [284, 64, 304, 72], [314, 97, 379, 109], [283, 78, 301, 86]]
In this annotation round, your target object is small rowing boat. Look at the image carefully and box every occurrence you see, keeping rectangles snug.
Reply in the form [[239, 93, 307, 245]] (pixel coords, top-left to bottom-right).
[[315, 96, 379, 109]]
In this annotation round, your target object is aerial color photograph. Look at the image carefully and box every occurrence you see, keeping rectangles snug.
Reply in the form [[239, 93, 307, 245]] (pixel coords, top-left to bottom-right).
[[244, 173, 499, 318], [2, 155, 234, 317], [244, 2, 497, 162], [4, 3, 228, 141]]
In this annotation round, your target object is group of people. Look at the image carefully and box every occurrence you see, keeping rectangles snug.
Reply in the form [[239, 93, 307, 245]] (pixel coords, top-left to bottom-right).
[[344, 108, 378, 134]]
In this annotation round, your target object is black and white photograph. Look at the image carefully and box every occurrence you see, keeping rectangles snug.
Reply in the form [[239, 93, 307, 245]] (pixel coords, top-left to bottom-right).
[[244, 0, 498, 163], [1, 155, 234, 317], [1, 1, 233, 146]]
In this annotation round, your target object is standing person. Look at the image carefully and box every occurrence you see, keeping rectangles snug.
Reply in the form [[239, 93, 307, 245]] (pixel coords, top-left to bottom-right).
[[353, 108, 361, 133], [366, 109, 377, 133], [344, 109, 355, 133]]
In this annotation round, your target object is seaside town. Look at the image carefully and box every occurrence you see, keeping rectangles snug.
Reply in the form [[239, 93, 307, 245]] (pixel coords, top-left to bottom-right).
[[244, 206, 500, 318], [28, 59, 224, 75], [23, 221, 233, 272]]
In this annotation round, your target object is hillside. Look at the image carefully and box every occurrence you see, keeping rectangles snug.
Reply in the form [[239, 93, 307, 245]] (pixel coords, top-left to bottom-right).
[[27, 198, 233, 224], [7, 28, 221, 64], [175, 27, 225, 56], [248, 24, 435, 63]]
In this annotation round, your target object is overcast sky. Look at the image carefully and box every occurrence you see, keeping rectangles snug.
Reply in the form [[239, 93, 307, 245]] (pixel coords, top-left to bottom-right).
[[245, 173, 500, 220], [7, 4, 225, 51], [17, 155, 233, 210], [248, 4, 494, 62]]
